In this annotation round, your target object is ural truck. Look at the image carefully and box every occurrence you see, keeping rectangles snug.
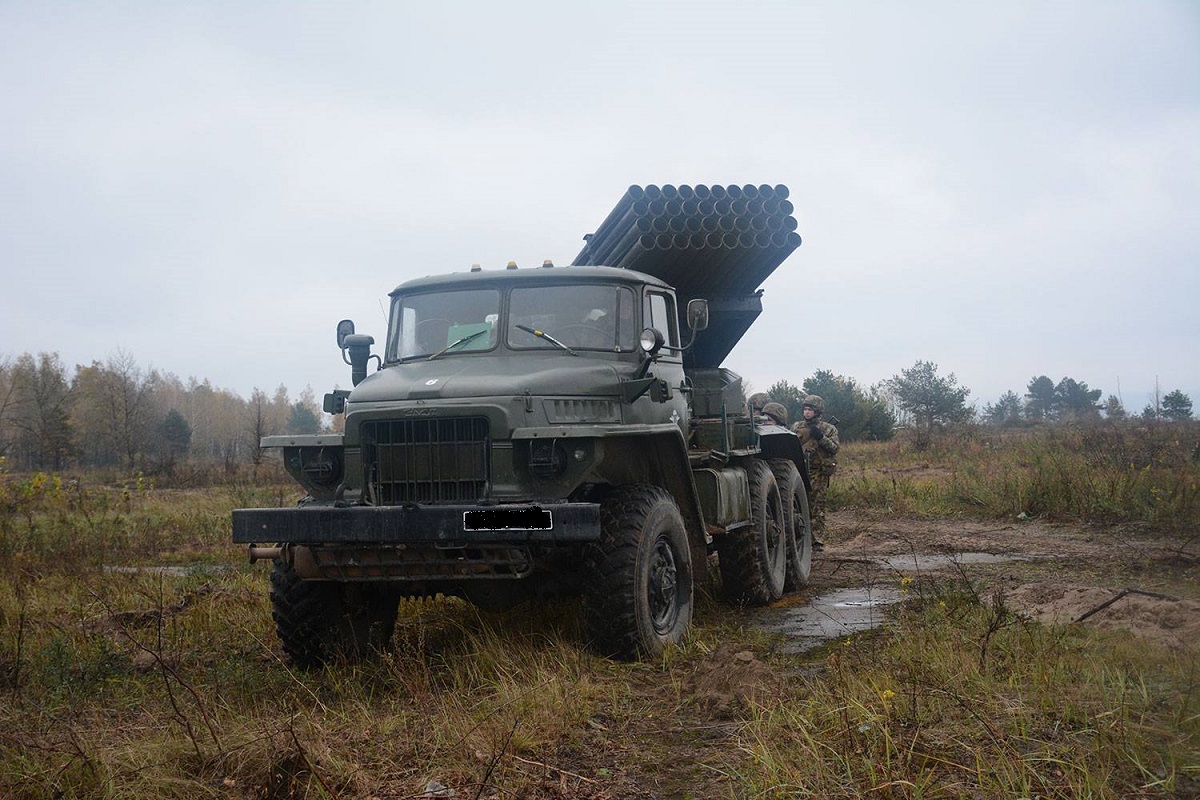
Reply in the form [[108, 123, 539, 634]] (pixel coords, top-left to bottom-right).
[[233, 183, 812, 664]]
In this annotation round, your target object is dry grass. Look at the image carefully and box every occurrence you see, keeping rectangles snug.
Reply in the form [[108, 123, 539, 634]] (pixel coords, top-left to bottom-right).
[[1, 431, 1198, 798], [732, 590, 1200, 798], [831, 421, 1200, 529]]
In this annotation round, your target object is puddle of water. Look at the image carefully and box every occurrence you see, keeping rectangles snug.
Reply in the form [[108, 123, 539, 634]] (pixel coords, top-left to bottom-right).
[[758, 552, 1042, 653], [871, 551, 1033, 572], [763, 587, 903, 654], [758, 554, 1051, 652]]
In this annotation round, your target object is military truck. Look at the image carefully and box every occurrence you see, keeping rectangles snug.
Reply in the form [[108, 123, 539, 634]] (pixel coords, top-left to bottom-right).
[[233, 183, 812, 665]]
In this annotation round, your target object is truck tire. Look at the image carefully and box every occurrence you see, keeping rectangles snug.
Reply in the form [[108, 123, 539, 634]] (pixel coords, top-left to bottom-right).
[[269, 559, 399, 669], [582, 485, 693, 660], [717, 459, 786, 605], [770, 459, 813, 591]]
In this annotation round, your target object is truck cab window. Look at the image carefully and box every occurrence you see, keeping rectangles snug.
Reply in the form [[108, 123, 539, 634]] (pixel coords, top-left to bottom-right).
[[644, 291, 679, 350], [388, 289, 500, 360], [508, 284, 637, 351]]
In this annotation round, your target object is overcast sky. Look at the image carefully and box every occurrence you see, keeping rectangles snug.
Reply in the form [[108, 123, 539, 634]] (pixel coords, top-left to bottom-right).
[[2, 1, 1197, 414]]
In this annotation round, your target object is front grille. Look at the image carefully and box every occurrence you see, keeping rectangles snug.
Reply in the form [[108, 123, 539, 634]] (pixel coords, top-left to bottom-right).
[[362, 417, 490, 504]]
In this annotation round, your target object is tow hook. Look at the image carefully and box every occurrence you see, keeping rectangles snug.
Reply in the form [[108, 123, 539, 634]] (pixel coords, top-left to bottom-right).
[[248, 545, 282, 563]]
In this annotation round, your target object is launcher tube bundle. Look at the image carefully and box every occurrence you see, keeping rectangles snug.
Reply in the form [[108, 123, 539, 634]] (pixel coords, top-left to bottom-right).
[[572, 183, 802, 367]]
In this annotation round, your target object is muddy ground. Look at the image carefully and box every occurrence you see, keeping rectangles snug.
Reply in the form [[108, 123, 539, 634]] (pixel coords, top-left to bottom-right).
[[809, 510, 1200, 650], [504, 511, 1200, 799]]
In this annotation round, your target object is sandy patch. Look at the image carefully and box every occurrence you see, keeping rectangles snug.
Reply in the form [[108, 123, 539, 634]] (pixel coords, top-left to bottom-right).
[[1003, 582, 1200, 649]]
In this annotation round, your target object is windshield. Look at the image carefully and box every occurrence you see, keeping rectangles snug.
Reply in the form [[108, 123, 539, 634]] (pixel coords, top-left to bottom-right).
[[388, 289, 501, 360], [508, 284, 637, 351]]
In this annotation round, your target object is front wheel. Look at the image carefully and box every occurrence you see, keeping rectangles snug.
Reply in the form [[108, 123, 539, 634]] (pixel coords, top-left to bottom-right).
[[770, 459, 813, 591], [583, 485, 694, 660], [269, 559, 400, 669]]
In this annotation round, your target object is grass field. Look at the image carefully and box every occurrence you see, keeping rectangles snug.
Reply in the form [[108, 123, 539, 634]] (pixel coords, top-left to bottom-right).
[[830, 422, 1200, 529], [1, 424, 1197, 798]]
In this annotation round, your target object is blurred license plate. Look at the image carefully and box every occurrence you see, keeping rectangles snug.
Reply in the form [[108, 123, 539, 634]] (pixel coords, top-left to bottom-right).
[[463, 507, 552, 531]]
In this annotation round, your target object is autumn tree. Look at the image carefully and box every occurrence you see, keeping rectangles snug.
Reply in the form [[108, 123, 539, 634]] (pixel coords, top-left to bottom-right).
[[71, 351, 162, 469], [9, 352, 74, 470], [244, 385, 292, 465], [178, 378, 247, 462], [888, 360, 971, 447], [0, 357, 16, 458], [246, 388, 272, 466], [71, 363, 117, 465]]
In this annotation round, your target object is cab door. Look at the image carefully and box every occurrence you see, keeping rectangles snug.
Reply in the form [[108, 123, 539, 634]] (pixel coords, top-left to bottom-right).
[[637, 289, 690, 434]]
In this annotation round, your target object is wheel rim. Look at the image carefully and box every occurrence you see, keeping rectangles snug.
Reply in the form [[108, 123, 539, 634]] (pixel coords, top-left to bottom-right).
[[648, 534, 680, 634]]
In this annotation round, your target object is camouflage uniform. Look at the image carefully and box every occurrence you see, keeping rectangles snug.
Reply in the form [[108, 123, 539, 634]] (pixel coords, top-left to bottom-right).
[[791, 394, 839, 538]]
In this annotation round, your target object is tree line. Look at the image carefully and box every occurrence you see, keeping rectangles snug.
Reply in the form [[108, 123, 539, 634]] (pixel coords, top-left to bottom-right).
[[2, 350, 1193, 473], [985, 376, 1193, 426], [760, 361, 1194, 448], [0, 351, 327, 472]]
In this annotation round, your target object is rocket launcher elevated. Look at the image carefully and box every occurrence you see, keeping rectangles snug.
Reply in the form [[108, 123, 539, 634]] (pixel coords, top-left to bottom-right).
[[572, 184, 801, 368]]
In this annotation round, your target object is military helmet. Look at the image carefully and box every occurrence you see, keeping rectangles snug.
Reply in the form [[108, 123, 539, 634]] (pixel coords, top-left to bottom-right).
[[802, 394, 825, 414], [761, 402, 789, 426], [747, 392, 770, 412]]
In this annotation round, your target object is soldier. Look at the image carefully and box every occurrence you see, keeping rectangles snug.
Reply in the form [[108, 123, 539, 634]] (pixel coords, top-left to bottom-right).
[[760, 401, 789, 427], [792, 394, 839, 545], [747, 392, 770, 417]]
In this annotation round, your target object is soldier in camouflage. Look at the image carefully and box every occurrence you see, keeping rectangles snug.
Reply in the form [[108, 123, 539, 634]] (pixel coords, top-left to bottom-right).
[[760, 401, 788, 427], [792, 394, 839, 543], [747, 392, 770, 417]]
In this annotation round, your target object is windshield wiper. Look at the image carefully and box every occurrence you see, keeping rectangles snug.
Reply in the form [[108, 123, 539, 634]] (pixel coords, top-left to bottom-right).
[[515, 324, 578, 356], [427, 328, 489, 361]]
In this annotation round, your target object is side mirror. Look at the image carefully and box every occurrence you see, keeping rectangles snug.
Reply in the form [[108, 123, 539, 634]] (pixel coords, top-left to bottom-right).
[[336, 319, 356, 350], [686, 299, 709, 332]]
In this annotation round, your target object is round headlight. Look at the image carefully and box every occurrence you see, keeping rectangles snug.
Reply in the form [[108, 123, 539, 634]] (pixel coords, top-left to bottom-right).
[[640, 327, 665, 354], [299, 446, 342, 487]]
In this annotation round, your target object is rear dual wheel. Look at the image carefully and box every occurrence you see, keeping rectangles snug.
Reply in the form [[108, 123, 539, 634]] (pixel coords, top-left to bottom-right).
[[718, 459, 787, 605], [770, 459, 813, 590]]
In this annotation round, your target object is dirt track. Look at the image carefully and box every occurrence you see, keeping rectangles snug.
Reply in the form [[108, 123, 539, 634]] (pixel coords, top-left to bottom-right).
[[596, 512, 1197, 797], [810, 510, 1200, 651], [485, 512, 1200, 798]]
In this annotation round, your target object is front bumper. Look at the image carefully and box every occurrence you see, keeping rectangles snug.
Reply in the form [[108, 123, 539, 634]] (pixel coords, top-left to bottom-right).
[[232, 502, 602, 545]]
